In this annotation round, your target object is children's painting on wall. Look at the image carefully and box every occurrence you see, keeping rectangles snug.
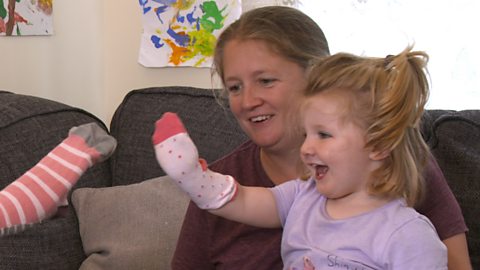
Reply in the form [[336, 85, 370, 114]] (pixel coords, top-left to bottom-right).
[[138, 0, 241, 68], [0, 0, 53, 36]]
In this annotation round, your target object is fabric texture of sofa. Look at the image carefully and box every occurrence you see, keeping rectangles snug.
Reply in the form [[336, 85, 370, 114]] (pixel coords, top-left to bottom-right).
[[0, 87, 478, 269]]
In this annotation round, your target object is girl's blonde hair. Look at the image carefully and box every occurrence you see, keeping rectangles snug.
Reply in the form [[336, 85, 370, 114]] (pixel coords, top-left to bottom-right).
[[305, 46, 430, 206]]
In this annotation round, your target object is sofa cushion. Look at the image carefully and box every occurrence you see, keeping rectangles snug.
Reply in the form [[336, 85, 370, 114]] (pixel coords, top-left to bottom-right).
[[422, 110, 480, 267], [72, 176, 189, 270], [0, 91, 112, 269], [109, 86, 248, 186]]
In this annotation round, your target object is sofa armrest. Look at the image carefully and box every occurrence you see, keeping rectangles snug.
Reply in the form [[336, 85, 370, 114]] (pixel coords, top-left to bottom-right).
[[0, 91, 113, 269], [422, 109, 480, 268]]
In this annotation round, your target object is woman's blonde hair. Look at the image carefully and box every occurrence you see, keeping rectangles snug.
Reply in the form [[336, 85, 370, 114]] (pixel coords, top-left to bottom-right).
[[305, 46, 430, 206], [212, 6, 330, 94]]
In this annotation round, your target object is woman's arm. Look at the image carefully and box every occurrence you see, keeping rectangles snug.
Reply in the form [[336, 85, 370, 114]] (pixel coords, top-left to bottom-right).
[[416, 156, 471, 269], [443, 233, 472, 270]]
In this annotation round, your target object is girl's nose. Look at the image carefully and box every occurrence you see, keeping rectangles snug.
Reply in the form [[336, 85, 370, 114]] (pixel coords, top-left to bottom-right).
[[300, 137, 314, 157]]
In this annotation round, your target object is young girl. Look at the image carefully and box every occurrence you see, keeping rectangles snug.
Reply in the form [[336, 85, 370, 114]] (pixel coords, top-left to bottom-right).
[[153, 46, 447, 269]]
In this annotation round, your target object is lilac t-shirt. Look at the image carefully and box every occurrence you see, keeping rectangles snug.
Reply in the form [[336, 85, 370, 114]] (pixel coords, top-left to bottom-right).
[[271, 179, 447, 270]]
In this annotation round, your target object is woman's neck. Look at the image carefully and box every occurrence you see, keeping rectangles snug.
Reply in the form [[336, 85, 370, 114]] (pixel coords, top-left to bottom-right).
[[260, 147, 300, 185]]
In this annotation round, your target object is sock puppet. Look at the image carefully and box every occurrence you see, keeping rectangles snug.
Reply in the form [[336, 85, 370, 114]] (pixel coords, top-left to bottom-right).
[[152, 112, 237, 210], [0, 122, 116, 236]]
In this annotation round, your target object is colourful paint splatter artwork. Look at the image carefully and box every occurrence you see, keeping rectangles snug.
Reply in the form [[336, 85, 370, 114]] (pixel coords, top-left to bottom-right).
[[0, 0, 53, 36], [138, 0, 241, 67]]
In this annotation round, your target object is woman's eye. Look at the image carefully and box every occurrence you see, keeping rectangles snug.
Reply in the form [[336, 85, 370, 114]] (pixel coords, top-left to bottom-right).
[[227, 84, 242, 94], [259, 78, 276, 86], [318, 132, 331, 139]]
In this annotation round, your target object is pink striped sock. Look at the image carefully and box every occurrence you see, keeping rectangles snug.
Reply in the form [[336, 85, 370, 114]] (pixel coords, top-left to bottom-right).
[[0, 123, 116, 234]]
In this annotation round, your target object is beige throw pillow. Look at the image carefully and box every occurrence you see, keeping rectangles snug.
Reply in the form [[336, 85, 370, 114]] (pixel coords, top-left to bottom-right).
[[72, 176, 189, 270]]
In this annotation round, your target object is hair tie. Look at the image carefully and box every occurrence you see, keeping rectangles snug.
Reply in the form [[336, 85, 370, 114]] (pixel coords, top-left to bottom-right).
[[385, 54, 396, 71]]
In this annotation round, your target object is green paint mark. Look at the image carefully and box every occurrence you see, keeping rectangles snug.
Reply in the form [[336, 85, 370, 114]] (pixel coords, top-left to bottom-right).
[[0, 0, 7, 19], [199, 1, 225, 33], [188, 29, 216, 58]]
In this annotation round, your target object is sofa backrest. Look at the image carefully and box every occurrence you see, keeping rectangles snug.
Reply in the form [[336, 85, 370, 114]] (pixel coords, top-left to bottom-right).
[[109, 86, 248, 186]]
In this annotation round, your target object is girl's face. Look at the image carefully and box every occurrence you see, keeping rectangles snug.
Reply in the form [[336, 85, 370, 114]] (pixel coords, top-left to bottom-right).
[[222, 39, 307, 152], [300, 91, 380, 201]]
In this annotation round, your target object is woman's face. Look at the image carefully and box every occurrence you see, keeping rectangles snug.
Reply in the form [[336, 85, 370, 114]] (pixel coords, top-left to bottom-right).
[[222, 39, 307, 152]]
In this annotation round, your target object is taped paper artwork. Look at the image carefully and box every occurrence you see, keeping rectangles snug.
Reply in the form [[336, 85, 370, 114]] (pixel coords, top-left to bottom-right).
[[138, 0, 241, 67], [0, 0, 53, 36]]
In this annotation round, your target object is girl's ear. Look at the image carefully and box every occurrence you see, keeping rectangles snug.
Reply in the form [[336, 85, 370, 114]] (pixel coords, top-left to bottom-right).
[[369, 148, 390, 161]]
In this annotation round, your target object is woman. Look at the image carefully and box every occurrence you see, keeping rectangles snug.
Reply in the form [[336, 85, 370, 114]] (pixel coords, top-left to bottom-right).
[[172, 6, 470, 270]]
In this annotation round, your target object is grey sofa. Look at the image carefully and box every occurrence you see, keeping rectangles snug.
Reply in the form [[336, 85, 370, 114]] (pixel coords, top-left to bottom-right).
[[0, 87, 478, 269]]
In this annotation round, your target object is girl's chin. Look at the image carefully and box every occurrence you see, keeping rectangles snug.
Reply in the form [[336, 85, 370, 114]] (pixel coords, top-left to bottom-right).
[[315, 182, 335, 197]]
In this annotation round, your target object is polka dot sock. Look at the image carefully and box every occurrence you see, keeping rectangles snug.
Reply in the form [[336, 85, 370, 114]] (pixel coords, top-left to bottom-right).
[[152, 112, 237, 209]]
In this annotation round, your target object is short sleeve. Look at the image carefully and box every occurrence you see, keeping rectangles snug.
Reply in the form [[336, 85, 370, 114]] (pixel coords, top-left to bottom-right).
[[270, 179, 303, 226], [383, 216, 448, 269]]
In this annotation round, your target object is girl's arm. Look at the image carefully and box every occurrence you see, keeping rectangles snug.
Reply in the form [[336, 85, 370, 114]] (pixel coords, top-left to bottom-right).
[[211, 185, 281, 228], [152, 112, 281, 228]]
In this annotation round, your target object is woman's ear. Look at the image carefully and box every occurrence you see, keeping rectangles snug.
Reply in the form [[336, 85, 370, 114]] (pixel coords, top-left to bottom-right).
[[369, 148, 390, 161]]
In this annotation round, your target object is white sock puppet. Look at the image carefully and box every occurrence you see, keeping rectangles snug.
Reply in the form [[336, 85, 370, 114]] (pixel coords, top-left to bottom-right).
[[152, 112, 237, 210]]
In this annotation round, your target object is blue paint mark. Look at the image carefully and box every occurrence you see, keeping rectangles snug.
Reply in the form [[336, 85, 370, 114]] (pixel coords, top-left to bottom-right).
[[186, 7, 200, 30], [177, 14, 185, 23], [143, 6, 152, 14], [151, 35, 164, 48], [167, 28, 190, 47], [151, 0, 175, 4], [186, 6, 197, 24], [139, 0, 151, 14], [155, 5, 169, 24]]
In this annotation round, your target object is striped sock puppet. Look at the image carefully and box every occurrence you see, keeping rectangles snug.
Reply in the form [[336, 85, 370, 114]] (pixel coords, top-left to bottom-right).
[[0, 122, 116, 235]]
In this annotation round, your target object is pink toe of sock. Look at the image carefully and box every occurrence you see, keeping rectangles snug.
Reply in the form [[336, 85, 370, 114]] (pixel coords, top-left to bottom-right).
[[152, 112, 187, 145]]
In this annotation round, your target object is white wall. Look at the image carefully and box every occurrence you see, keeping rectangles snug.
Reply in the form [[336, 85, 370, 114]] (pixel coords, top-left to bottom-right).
[[0, 0, 214, 124], [6, 1, 473, 126], [300, 0, 480, 110]]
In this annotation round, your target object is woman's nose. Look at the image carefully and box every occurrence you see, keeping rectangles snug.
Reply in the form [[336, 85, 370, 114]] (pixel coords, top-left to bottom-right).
[[241, 86, 263, 109]]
